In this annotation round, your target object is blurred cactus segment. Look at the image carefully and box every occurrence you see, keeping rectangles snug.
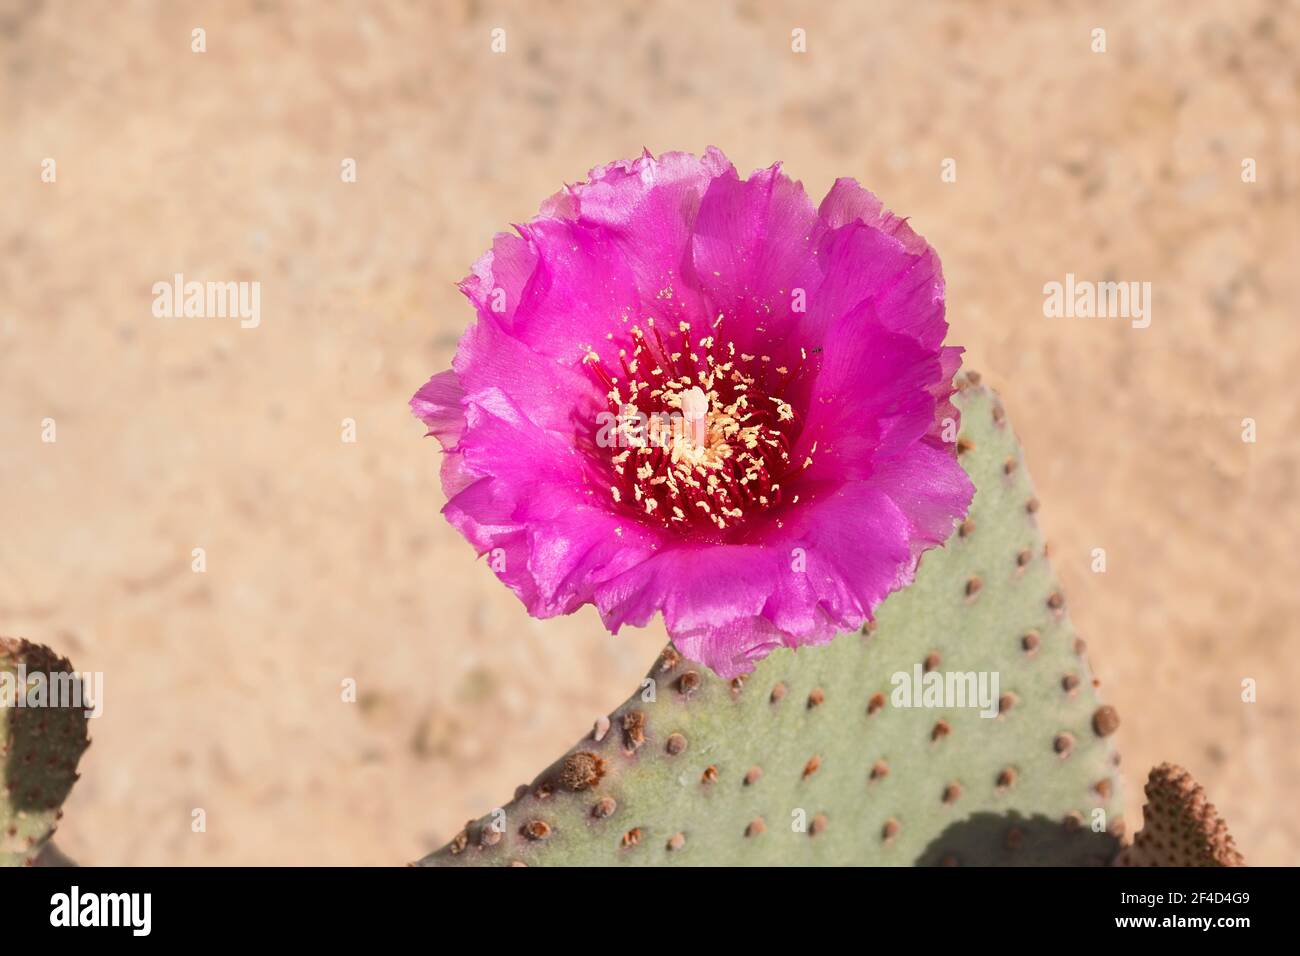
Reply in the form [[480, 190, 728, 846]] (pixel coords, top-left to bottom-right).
[[420, 377, 1125, 866], [1114, 763, 1244, 867], [0, 638, 91, 867]]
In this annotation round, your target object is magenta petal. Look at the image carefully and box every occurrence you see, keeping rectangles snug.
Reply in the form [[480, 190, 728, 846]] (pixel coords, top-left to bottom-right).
[[804, 220, 947, 352], [791, 301, 947, 484], [926, 345, 964, 445], [506, 218, 650, 369], [444, 386, 667, 616], [818, 177, 933, 258], [453, 315, 604, 435], [869, 441, 975, 557], [410, 369, 465, 444], [559, 149, 732, 325], [410, 369, 477, 498], [459, 231, 538, 327], [689, 163, 822, 353], [593, 481, 953, 679]]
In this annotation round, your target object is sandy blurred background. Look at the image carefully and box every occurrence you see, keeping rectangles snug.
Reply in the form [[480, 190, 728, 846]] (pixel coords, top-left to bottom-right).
[[2, 0, 1297, 865]]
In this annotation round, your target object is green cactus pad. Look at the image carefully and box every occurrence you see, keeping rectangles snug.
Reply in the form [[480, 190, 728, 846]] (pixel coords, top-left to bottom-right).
[[419, 377, 1125, 866], [1, 638, 91, 867]]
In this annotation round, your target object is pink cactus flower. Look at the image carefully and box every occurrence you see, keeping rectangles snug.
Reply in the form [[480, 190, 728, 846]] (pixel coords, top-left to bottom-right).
[[411, 148, 973, 678]]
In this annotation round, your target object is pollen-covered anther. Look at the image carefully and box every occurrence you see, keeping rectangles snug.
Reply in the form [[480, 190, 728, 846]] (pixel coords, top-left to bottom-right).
[[588, 319, 807, 534]]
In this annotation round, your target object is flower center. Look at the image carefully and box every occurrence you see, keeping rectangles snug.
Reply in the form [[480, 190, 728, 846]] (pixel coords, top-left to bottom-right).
[[584, 317, 813, 534]]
